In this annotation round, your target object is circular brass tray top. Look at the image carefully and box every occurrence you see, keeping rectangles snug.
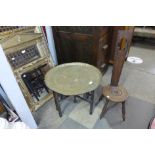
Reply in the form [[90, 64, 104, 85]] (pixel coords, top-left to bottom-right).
[[45, 62, 102, 96], [103, 85, 128, 103]]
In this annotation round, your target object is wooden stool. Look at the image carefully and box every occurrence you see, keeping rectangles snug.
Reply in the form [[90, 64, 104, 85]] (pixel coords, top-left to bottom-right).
[[100, 85, 128, 121]]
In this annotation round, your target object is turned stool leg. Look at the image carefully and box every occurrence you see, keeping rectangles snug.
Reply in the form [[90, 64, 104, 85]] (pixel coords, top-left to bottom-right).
[[100, 99, 109, 119], [53, 91, 62, 117], [122, 101, 126, 121]]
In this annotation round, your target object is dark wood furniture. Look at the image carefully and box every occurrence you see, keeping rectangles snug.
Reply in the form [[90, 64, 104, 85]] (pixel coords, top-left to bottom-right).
[[99, 29, 133, 121], [52, 26, 111, 71], [52, 90, 95, 117], [109, 26, 134, 64], [52, 26, 134, 71]]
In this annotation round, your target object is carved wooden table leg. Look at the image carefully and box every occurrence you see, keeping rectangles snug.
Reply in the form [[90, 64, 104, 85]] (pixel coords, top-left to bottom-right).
[[83, 92, 89, 100], [74, 96, 78, 103], [89, 91, 95, 115], [100, 99, 109, 119], [53, 91, 62, 117], [122, 101, 126, 121]]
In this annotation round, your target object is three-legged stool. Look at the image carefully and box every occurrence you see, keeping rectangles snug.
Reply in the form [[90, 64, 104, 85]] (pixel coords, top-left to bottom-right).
[[100, 85, 128, 121]]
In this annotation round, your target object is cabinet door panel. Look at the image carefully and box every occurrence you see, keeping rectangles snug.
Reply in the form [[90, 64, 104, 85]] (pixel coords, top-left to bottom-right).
[[53, 27, 94, 64], [73, 39, 93, 63], [58, 37, 75, 63], [58, 36, 93, 63]]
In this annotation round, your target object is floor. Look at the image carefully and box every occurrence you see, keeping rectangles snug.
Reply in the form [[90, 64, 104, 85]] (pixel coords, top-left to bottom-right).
[[34, 44, 155, 129]]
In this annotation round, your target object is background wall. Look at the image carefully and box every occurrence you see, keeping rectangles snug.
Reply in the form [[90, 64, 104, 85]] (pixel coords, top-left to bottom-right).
[[45, 26, 58, 65]]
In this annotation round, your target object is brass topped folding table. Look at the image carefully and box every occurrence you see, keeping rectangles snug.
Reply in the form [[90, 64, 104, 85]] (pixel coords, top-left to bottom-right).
[[45, 62, 102, 117]]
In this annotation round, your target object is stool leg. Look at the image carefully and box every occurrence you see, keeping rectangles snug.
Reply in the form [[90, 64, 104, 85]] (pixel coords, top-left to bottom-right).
[[53, 91, 62, 117], [122, 101, 126, 121], [90, 91, 95, 115], [100, 99, 109, 119]]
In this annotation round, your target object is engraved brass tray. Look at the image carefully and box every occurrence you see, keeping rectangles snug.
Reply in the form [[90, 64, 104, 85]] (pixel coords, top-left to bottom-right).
[[45, 62, 102, 95]]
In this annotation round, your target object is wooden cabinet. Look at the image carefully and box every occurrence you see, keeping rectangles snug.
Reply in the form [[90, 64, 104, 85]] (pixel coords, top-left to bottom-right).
[[52, 26, 134, 69], [53, 26, 112, 70]]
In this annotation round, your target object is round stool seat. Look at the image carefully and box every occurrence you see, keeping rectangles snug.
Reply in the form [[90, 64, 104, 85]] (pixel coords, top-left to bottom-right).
[[103, 85, 128, 103]]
